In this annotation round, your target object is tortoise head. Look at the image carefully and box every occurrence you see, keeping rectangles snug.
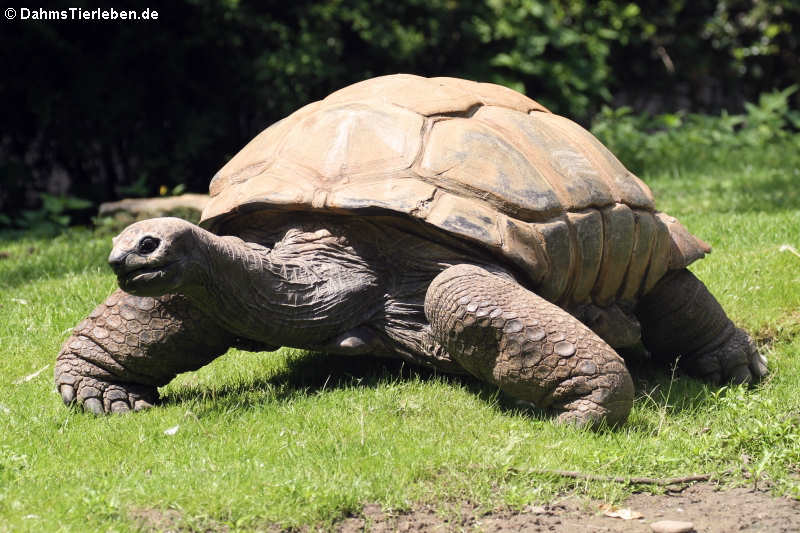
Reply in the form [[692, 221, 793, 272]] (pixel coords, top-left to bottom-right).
[[108, 217, 202, 296]]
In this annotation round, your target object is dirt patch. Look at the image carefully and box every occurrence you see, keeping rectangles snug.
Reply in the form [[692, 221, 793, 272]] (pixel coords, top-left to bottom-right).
[[129, 507, 230, 533], [333, 484, 800, 533], [128, 484, 799, 532]]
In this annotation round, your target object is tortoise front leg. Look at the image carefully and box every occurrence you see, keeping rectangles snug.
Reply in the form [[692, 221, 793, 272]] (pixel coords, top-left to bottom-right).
[[55, 289, 235, 414], [637, 269, 768, 384], [425, 265, 634, 427]]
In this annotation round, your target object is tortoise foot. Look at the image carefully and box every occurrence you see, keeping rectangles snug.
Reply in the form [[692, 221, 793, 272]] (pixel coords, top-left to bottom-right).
[[59, 377, 157, 415], [691, 327, 768, 385], [556, 403, 611, 428], [56, 354, 157, 415]]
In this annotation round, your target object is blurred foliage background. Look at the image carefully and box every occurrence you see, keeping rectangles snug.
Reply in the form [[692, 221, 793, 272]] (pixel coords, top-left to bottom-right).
[[1, 0, 798, 228]]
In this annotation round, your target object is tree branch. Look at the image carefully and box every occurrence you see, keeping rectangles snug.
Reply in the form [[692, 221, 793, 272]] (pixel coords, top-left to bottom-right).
[[531, 469, 715, 486]]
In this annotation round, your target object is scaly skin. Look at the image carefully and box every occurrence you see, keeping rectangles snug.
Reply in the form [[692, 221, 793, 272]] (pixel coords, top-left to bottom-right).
[[55, 289, 234, 414], [637, 269, 768, 383], [425, 264, 634, 427]]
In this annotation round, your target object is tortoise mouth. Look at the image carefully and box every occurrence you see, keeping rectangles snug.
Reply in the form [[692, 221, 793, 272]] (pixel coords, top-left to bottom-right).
[[118, 262, 177, 293]]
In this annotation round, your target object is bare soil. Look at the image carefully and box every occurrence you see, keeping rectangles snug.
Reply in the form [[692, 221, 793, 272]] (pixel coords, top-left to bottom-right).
[[130, 483, 800, 532], [335, 484, 799, 533]]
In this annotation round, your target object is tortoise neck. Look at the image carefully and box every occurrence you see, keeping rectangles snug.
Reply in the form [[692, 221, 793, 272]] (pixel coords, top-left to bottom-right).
[[182, 224, 381, 348]]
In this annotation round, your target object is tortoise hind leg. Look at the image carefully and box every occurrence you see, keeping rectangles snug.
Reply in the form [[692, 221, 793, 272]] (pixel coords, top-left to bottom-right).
[[636, 269, 768, 384], [56, 290, 235, 414], [425, 265, 634, 427]]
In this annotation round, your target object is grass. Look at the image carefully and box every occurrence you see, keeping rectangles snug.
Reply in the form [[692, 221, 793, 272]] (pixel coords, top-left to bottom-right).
[[1, 134, 800, 532]]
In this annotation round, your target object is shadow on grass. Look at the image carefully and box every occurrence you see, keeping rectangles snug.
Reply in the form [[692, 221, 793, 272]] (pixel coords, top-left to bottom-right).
[[162, 350, 500, 411], [161, 348, 726, 428]]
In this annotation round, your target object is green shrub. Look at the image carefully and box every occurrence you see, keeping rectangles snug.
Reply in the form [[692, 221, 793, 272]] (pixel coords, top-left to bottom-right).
[[2, 194, 92, 236], [5, 0, 798, 226], [591, 86, 800, 174]]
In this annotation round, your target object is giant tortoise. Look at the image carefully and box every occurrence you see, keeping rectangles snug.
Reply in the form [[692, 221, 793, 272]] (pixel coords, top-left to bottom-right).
[[55, 74, 767, 426]]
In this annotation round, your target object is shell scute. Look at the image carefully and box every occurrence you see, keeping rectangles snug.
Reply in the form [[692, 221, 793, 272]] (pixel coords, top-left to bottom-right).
[[474, 106, 616, 211], [209, 101, 321, 198], [620, 210, 658, 302], [418, 117, 562, 221], [535, 218, 572, 302], [327, 178, 437, 215], [282, 102, 423, 180], [594, 204, 636, 306], [323, 74, 548, 117], [430, 76, 548, 113], [567, 210, 604, 304], [323, 74, 481, 116], [424, 193, 501, 248], [537, 113, 654, 209]]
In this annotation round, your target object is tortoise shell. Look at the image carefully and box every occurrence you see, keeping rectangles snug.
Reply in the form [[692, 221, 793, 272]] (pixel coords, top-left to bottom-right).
[[201, 74, 709, 307]]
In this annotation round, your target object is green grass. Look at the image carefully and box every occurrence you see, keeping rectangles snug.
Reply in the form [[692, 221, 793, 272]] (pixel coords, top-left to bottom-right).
[[2, 137, 800, 531]]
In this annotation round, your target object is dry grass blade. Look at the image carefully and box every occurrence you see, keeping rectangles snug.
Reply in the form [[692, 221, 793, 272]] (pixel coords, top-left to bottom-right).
[[13, 364, 49, 385]]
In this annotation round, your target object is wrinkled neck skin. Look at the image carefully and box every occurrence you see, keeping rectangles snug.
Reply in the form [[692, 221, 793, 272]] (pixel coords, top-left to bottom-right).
[[179, 223, 382, 349]]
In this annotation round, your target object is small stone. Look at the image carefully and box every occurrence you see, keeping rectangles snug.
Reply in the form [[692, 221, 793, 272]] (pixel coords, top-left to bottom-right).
[[650, 520, 695, 533]]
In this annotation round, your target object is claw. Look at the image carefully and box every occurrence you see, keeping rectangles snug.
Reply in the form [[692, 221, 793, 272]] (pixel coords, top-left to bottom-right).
[[110, 400, 130, 414], [60, 384, 76, 405], [754, 353, 768, 378], [83, 397, 104, 415]]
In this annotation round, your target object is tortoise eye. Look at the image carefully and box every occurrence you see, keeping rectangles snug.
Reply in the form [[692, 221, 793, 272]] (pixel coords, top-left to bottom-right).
[[138, 237, 160, 255]]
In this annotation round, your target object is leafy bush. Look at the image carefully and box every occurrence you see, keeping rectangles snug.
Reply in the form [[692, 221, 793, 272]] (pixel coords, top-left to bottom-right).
[[3, 194, 93, 236], [2, 1, 799, 225], [591, 86, 800, 174]]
